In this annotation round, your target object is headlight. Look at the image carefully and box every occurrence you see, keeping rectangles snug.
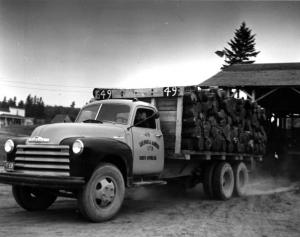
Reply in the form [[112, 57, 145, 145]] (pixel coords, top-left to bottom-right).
[[72, 139, 84, 155], [4, 139, 14, 153]]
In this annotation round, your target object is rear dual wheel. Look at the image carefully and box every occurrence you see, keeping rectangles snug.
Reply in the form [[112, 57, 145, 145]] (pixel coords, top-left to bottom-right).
[[203, 162, 248, 200], [212, 162, 235, 200], [203, 162, 217, 199], [232, 162, 248, 197]]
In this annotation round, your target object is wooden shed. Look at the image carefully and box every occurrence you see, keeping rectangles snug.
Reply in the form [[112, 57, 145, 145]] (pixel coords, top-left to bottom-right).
[[200, 62, 300, 176]]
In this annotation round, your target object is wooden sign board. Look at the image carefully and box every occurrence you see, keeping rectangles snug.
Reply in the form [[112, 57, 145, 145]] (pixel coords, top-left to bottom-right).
[[93, 87, 185, 100]]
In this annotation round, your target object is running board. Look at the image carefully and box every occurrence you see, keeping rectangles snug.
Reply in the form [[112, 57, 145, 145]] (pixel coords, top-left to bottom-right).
[[132, 180, 167, 187]]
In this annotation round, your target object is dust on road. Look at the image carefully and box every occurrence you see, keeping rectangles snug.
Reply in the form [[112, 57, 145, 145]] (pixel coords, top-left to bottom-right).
[[0, 178, 299, 237]]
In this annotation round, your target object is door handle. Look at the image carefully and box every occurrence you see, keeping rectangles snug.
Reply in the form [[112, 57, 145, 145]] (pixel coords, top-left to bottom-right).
[[155, 134, 162, 138]]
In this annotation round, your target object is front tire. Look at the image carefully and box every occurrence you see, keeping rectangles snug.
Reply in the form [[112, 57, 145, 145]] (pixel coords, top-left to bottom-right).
[[78, 163, 125, 222], [12, 186, 57, 211], [232, 162, 248, 197], [212, 162, 234, 200]]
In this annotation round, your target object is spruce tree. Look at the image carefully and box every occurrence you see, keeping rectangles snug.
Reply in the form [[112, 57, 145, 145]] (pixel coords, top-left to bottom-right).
[[222, 22, 260, 69], [18, 100, 25, 108]]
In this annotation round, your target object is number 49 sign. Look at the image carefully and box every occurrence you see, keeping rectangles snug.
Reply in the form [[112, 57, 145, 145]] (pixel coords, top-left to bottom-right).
[[93, 88, 112, 100], [163, 87, 180, 97]]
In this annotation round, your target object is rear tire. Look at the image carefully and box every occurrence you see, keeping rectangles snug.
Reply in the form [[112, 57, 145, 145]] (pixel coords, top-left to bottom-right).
[[78, 163, 125, 222], [12, 186, 57, 211], [232, 162, 248, 197], [203, 162, 217, 199], [212, 162, 234, 200]]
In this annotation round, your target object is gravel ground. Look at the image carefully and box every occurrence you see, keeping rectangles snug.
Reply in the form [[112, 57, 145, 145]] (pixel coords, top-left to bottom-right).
[[0, 179, 299, 237]]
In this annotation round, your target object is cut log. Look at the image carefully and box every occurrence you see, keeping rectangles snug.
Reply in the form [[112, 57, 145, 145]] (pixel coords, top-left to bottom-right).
[[181, 88, 267, 155]]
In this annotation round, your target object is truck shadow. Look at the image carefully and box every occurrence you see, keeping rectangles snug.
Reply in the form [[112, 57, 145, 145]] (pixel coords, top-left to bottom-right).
[[5, 199, 83, 224], [120, 184, 212, 215]]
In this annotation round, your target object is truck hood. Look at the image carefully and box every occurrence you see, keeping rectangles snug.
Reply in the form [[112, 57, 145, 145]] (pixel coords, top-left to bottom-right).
[[29, 123, 127, 144]]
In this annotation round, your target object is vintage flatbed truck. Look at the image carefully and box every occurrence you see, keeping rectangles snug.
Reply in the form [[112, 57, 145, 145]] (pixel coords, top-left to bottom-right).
[[0, 86, 264, 222]]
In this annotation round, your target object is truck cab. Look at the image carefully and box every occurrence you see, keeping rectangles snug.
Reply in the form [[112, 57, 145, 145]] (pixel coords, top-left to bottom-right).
[[74, 99, 164, 175]]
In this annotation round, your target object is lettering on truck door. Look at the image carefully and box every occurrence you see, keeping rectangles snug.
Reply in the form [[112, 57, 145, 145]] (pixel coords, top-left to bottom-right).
[[131, 107, 164, 175]]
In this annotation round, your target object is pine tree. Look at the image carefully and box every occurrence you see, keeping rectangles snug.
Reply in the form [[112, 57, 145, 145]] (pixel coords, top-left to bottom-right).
[[36, 97, 45, 119], [1, 96, 8, 108], [18, 100, 25, 108], [13, 96, 17, 106], [70, 101, 75, 108], [222, 22, 260, 69], [25, 94, 33, 117], [8, 98, 15, 107]]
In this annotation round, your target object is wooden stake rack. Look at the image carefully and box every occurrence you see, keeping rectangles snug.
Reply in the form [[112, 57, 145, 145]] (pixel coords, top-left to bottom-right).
[[93, 86, 266, 162]]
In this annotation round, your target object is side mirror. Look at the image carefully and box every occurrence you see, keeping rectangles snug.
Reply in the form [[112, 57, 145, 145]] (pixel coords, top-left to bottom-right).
[[154, 112, 159, 119]]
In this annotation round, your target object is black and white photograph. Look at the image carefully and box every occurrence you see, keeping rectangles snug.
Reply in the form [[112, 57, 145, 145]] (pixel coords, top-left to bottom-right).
[[0, 0, 300, 236]]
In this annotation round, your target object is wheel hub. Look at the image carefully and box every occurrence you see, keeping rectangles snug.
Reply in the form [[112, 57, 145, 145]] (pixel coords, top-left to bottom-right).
[[95, 178, 115, 207], [222, 170, 233, 195]]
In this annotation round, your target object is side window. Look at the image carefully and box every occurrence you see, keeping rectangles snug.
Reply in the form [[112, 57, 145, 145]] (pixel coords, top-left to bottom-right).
[[134, 108, 156, 129]]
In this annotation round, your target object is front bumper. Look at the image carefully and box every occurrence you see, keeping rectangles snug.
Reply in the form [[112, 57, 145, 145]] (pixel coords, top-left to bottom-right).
[[0, 170, 85, 189]]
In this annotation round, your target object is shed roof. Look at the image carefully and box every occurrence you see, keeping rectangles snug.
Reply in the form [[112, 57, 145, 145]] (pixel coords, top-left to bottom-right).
[[0, 114, 25, 119], [200, 63, 300, 87]]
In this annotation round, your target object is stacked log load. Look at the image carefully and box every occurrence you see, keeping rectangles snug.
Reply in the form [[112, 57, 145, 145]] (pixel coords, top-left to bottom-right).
[[181, 88, 267, 154]]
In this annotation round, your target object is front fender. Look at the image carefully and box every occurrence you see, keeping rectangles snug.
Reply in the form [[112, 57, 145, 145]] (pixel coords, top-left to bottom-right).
[[60, 137, 133, 185]]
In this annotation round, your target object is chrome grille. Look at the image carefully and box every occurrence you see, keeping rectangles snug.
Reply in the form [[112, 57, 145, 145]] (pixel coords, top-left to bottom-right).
[[14, 144, 70, 176]]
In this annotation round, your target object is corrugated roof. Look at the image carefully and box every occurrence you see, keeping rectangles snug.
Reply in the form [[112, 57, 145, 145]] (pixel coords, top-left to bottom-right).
[[200, 63, 300, 87]]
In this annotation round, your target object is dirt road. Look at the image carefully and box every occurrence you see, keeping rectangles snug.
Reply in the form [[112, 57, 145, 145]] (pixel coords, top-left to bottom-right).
[[0, 178, 299, 237]]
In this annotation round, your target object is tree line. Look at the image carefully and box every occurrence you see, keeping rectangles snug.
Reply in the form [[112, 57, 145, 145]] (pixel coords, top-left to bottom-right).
[[0, 95, 80, 122]]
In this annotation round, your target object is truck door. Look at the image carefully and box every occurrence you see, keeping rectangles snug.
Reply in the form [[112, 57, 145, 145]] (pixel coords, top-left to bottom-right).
[[131, 107, 164, 175]]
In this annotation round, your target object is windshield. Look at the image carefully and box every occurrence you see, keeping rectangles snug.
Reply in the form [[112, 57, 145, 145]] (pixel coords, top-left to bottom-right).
[[76, 103, 130, 124], [76, 104, 100, 123]]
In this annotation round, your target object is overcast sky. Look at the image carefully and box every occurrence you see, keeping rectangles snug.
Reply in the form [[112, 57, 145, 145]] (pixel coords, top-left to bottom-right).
[[1, 0, 300, 107]]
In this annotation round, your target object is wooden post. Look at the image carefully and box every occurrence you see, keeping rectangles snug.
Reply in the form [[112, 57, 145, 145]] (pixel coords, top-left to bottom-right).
[[175, 96, 183, 154], [226, 89, 230, 97], [251, 90, 256, 102], [150, 98, 156, 106], [250, 156, 256, 171]]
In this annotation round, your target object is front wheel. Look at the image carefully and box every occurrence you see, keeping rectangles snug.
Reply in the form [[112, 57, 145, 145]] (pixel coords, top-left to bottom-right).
[[12, 186, 57, 211], [78, 163, 125, 222]]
